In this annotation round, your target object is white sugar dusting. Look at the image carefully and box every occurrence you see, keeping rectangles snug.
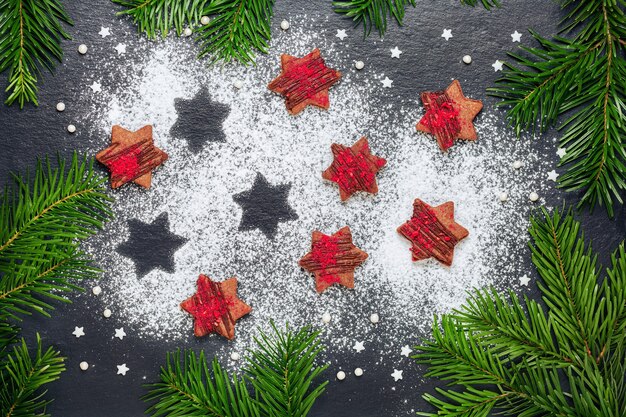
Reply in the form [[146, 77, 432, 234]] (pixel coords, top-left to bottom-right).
[[78, 17, 551, 389]]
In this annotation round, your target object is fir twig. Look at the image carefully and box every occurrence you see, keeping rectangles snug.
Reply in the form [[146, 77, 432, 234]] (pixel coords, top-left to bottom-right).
[[0, 0, 72, 107], [489, 1, 626, 216], [416, 207, 626, 416]]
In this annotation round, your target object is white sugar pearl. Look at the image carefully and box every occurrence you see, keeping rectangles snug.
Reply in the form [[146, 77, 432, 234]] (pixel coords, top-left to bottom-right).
[[513, 160, 523, 169], [529, 192, 539, 202], [67, 124, 76, 133], [370, 313, 380, 324], [103, 308, 112, 318], [79, 361, 89, 371], [322, 312, 331, 324], [78, 44, 88, 55], [183, 28, 193, 37], [462, 55, 472, 64], [200, 16, 210, 25], [233, 80, 243, 89], [230, 352, 240, 361], [499, 192, 508, 202], [336, 370, 346, 380], [92, 286, 102, 295], [355, 60, 365, 70], [354, 368, 363, 377], [56, 102, 65, 112], [280, 20, 290, 30]]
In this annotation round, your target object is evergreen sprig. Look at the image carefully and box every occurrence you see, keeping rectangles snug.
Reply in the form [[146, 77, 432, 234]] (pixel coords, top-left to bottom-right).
[[415, 207, 626, 416], [332, 0, 498, 37], [145, 322, 328, 417], [489, 1, 626, 217], [0, 0, 72, 107]]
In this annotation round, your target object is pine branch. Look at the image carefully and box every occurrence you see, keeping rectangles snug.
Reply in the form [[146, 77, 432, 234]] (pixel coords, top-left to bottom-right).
[[0, 335, 65, 417], [459, 0, 500, 9], [416, 207, 626, 416], [197, 0, 274, 65], [112, 0, 211, 38], [0, 0, 72, 107], [488, 1, 626, 216], [0, 154, 113, 320]]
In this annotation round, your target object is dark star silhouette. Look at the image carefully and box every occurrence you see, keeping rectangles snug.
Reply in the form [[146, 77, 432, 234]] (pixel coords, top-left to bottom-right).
[[117, 212, 188, 277], [170, 88, 230, 153], [233, 173, 299, 239]]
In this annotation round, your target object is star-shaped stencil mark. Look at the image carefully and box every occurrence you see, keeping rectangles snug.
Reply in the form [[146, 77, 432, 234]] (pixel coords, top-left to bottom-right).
[[170, 88, 231, 154], [96, 125, 168, 189], [268, 48, 341, 115], [397, 199, 469, 266], [233, 173, 299, 239], [299, 226, 368, 293], [117, 213, 187, 277], [323, 137, 386, 201], [180, 275, 252, 340], [416, 80, 483, 152]]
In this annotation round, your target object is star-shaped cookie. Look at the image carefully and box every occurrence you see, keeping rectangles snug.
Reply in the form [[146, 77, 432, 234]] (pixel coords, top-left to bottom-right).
[[416, 80, 483, 152], [268, 48, 341, 115], [397, 199, 469, 266], [299, 226, 368, 293], [180, 275, 252, 340], [323, 137, 387, 201], [96, 125, 168, 189]]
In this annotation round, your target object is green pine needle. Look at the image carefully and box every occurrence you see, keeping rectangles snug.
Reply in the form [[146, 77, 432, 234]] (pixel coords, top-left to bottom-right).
[[145, 322, 327, 417], [112, 0, 211, 38], [0, 0, 72, 107], [415, 207, 626, 416], [0, 334, 65, 417], [489, 1, 626, 217]]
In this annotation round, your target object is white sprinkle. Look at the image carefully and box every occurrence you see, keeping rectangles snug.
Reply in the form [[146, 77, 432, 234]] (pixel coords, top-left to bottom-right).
[[72, 326, 85, 338], [462, 55, 472, 64], [441, 29, 453, 41], [103, 308, 112, 318], [492, 60, 504, 72], [353, 341, 365, 353], [78, 44, 88, 55], [547, 170, 559, 182], [200, 16, 210, 25], [390, 46, 402, 59], [336, 29, 348, 41], [183, 28, 193, 37], [280, 20, 290, 30], [511, 31, 522, 43], [400, 345, 412, 357], [92, 286, 102, 295], [391, 369, 403, 381], [381, 77, 393, 88], [519, 274, 531, 286], [114, 43, 127, 55], [529, 192, 539, 202], [499, 192, 508, 202], [556, 148, 567, 158], [336, 370, 346, 380], [354, 60, 364, 70], [370, 313, 380, 324], [513, 160, 523, 169], [354, 368, 363, 377], [233, 80, 244, 89], [79, 361, 89, 371], [56, 102, 65, 112], [117, 363, 129, 376], [114, 327, 126, 340], [322, 312, 331, 324], [67, 124, 76, 134], [230, 352, 241, 361]]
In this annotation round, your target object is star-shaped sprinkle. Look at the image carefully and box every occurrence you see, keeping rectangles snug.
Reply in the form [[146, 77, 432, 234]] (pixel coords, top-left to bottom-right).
[[511, 30, 522, 42], [401, 345, 412, 357], [72, 326, 85, 338], [441, 29, 453, 41], [353, 341, 365, 353], [381, 77, 393, 88], [89, 81, 102, 93], [322, 137, 387, 201], [117, 213, 187, 277], [556, 147, 567, 158], [181, 275, 252, 340], [299, 226, 368, 293], [99, 27, 111, 38], [117, 364, 129, 376], [336, 29, 348, 40], [547, 170, 559, 182], [397, 199, 469, 266], [114, 327, 126, 340], [114, 43, 127, 55], [416, 80, 483, 152], [268, 48, 341, 115], [390, 46, 402, 58], [520, 274, 531, 286], [391, 369, 403, 381], [492, 60, 504, 72], [96, 125, 168, 189], [233, 173, 298, 239]]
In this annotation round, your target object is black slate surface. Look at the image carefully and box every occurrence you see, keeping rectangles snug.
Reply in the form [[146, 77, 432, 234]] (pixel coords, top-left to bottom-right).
[[0, 1, 625, 416]]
